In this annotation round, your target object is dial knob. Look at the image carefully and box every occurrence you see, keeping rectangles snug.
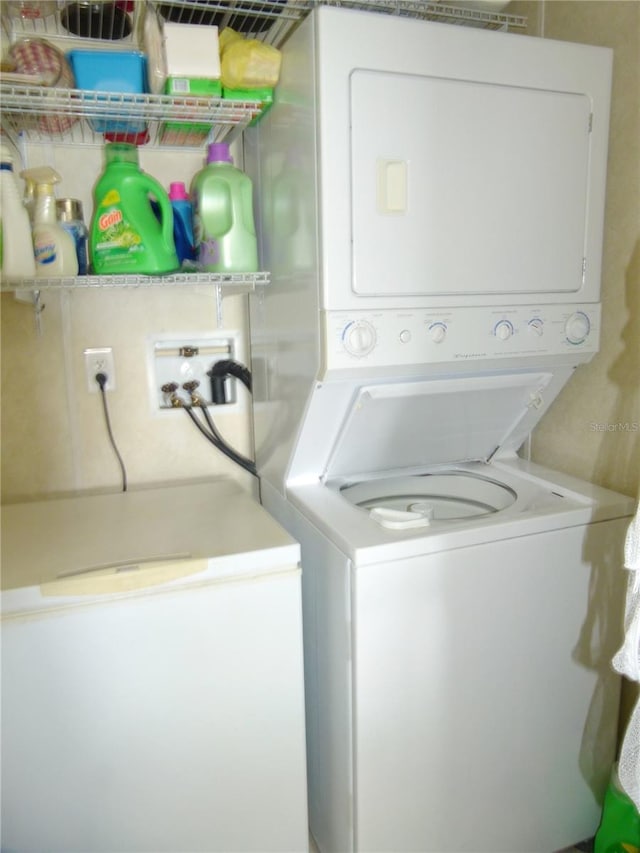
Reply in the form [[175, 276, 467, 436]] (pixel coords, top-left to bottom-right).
[[565, 311, 591, 345], [342, 320, 376, 357], [429, 322, 447, 344], [528, 318, 544, 337], [494, 320, 514, 341]]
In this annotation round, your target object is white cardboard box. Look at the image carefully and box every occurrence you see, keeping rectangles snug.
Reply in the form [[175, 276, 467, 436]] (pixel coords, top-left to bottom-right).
[[163, 22, 221, 78]]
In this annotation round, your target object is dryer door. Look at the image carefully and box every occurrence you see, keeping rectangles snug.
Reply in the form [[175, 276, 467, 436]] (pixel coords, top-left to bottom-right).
[[350, 70, 591, 300]]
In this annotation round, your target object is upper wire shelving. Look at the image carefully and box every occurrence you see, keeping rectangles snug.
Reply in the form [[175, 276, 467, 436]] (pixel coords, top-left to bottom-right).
[[0, 0, 526, 306], [1, 1, 528, 150], [0, 83, 267, 147]]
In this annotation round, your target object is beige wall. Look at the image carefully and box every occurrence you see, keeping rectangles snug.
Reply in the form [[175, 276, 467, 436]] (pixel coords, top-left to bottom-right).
[[1, 147, 255, 502], [1, 287, 255, 501], [510, 0, 640, 750], [511, 0, 640, 501], [2, 3, 638, 505]]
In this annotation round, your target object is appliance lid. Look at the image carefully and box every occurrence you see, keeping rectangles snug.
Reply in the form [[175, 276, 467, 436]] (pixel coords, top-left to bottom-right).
[[323, 372, 554, 479], [0, 480, 298, 600]]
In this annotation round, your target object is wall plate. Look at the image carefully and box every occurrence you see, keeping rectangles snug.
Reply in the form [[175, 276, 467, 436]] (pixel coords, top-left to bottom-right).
[[84, 346, 116, 393], [148, 333, 244, 411]]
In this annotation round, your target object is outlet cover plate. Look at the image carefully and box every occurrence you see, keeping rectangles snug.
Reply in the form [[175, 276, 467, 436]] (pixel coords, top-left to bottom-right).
[[84, 347, 116, 393]]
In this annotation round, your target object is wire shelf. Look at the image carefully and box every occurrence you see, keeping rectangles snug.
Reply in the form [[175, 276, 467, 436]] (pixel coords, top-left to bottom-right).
[[316, 1, 526, 30], [2, 271, 271, 292], [0, 83, 268, 146], [1, 1, 527, 147], [2, 1, 527, 47]]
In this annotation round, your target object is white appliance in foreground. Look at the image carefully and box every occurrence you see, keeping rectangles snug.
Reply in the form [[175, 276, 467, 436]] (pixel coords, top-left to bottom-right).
[[1, 480, 308, 853], [245, 6, 635, 852]]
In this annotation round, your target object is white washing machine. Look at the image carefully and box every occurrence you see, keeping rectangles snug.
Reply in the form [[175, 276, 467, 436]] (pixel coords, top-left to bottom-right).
[[255, 364, 634, 851], [244, 5, 635, 851], [259, 379, 633, 852]]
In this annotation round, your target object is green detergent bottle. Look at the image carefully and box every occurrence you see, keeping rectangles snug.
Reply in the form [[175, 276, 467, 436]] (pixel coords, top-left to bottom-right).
[[190, 142, 258, 273], [595, 765, 640, 853], [90, 143, 178, 275]]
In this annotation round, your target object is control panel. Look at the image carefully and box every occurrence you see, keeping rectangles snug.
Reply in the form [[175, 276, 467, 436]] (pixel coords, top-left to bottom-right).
[[324, 304, 600, 370]]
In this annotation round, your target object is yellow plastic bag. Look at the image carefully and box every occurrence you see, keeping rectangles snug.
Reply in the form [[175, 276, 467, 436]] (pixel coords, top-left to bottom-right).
[[220, 33, 281, 89], [219, 26, 243, 54]]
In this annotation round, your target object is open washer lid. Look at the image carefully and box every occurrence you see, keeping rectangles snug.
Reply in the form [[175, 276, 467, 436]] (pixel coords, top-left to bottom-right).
[[324, 372, 556, 480]]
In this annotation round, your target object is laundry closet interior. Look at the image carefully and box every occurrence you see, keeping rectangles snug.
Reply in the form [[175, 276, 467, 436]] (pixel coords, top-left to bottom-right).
[[1, 2, 638, 853]]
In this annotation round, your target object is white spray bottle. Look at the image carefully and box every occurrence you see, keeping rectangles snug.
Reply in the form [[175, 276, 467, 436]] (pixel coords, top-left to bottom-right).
[[0, 144, 36, 282], [21, 166, 78, 277]]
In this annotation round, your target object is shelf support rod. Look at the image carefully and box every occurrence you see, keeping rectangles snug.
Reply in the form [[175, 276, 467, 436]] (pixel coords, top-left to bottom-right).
[[215, 285, 224, 328], [32, 290, 45, 337]]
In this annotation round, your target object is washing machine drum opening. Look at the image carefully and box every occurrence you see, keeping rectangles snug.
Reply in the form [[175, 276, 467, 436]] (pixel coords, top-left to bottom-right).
[[340, 471, 517, 522]]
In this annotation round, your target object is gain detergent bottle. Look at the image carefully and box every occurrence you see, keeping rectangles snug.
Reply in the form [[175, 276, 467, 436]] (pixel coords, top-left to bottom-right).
[[90, 143, 178, 275]]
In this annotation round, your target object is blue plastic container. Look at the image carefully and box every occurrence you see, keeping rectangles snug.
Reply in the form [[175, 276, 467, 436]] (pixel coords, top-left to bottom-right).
[[67, 50, 147, 135], [168, 182, 195, 266]]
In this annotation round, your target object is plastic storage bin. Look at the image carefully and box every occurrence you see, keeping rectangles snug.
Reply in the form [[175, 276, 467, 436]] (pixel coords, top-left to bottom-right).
[[68, 50, 147, 136]]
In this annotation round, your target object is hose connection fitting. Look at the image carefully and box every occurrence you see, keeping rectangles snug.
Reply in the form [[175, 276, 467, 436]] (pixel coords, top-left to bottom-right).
[[161, 382, 183, 408], [183, 380, 206, 407]]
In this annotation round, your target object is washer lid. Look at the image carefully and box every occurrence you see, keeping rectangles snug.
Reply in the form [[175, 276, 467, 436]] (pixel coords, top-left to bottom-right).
[[324, 372, 553, 479]]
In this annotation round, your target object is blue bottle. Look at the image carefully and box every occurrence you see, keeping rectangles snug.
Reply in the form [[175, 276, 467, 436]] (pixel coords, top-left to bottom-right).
[[56, 198, 89, 275], [168, 181, 195, 266]]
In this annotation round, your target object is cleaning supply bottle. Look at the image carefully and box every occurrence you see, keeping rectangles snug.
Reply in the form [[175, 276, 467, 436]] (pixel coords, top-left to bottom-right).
[[90, 142, 178, 276], [190, 142, 258, 273], [56, 198, 89, 275], [0, 144, 36, 282], [168, 181, 195, 266], [22, 166, 78, 277], [22, 172, 36, 222]]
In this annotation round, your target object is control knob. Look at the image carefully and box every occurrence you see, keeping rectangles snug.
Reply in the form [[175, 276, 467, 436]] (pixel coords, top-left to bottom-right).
[[565, 311, 591, 345], [528, 318, 544, 337], [428, 322, 447, 344], [342, 319, 377, 357], [494, 320, 514, 341]]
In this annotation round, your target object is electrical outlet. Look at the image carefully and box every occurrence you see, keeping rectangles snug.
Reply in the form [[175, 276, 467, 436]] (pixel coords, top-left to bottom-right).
[[84, 347, 116, 393]]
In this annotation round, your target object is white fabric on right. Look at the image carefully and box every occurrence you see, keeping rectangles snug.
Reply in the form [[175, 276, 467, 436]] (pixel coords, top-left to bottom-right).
[[612, 500, 640, 811]]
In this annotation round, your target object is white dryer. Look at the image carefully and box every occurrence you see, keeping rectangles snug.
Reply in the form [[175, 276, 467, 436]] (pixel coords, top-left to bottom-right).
[[245, 5, 635, 851]]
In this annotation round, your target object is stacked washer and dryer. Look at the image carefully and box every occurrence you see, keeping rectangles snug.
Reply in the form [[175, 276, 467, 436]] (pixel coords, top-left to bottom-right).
[[246, 6, 635, 852]]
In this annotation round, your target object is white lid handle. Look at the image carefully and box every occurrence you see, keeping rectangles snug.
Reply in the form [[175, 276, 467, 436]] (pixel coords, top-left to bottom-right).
[[41, 557, 205, 597]]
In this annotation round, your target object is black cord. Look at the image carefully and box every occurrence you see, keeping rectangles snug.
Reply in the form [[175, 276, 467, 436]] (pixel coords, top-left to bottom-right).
[[197, 402, 257, 473], [183, 403, 258, 478], [96, 372, 127, 492], [207, 359, 252, 403]]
